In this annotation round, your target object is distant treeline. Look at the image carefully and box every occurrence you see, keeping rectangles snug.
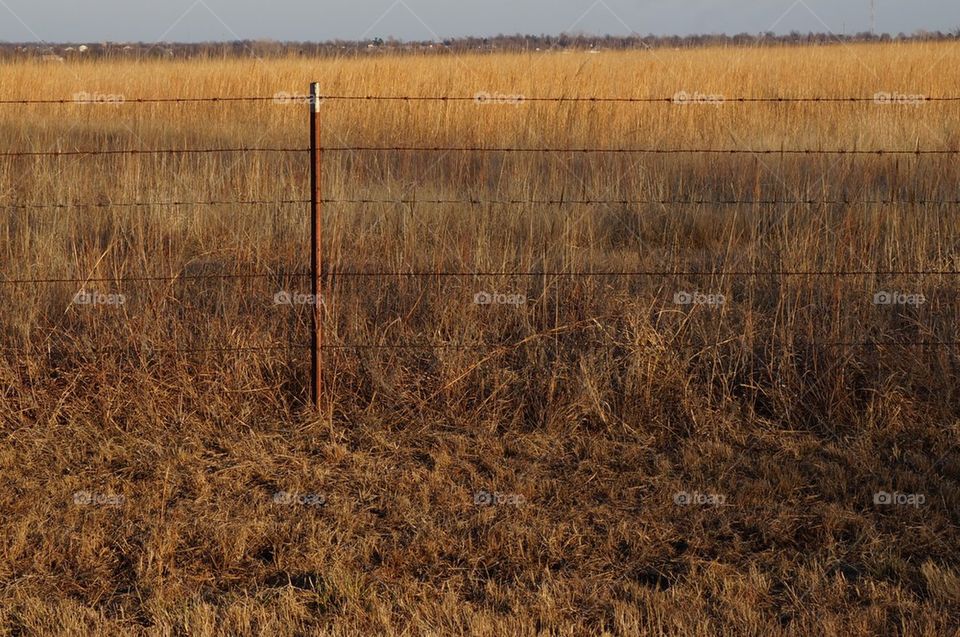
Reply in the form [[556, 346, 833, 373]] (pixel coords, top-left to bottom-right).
[[2, 31, 958, 60]]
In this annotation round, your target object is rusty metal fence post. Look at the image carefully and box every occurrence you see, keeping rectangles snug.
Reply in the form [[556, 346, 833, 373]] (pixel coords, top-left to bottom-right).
[[309, 82, 323, 408]]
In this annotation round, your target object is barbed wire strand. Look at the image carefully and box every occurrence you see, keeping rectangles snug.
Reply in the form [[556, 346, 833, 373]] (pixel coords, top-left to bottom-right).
[[10, 198, 960, 209], [324, 96, 960, 103], [2, 341, 959, 356], [319, 198, 960, 206], [3, 147, 959, 158], [6, 198, 960, 210], [0, 272, 309, 284], [326, 270, 960, 277], [3, 269, 959, 285], [2, 95, 960, 105], [2, 199, 310, 209], [0, 147, 306, 158], [322, 147, 960, 155]]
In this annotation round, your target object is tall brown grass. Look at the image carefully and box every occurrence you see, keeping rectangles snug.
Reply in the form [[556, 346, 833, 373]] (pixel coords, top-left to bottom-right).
[[1, 43, 958, 635]]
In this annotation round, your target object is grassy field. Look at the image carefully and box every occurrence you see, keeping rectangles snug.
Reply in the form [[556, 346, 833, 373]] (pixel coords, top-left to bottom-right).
[[1, 42, 960, 635]]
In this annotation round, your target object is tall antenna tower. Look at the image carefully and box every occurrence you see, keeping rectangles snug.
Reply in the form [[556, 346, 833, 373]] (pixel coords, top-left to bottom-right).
[[870, 0, 877, 34]]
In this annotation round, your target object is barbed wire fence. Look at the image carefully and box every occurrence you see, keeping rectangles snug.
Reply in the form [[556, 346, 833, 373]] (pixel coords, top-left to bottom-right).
[[2, 89, 959, 406]]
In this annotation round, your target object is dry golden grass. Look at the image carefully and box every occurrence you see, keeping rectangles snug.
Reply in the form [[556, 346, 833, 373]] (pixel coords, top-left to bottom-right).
[[1, 42, 959, 635]]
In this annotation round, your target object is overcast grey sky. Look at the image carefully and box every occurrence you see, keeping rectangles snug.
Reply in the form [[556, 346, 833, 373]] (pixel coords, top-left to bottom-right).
[[0, 0, 957, 43]]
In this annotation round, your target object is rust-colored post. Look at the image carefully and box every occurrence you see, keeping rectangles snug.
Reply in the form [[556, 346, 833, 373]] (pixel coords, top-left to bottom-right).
[[310, 82, 322, 408]]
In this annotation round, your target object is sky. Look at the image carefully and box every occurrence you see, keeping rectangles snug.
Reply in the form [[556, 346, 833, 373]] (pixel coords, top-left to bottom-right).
[[0, 0, 957, 43]]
